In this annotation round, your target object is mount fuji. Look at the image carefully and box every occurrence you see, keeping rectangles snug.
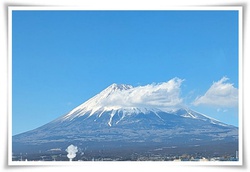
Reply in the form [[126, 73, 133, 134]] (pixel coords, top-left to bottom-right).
[[12, 83, 238, 160]]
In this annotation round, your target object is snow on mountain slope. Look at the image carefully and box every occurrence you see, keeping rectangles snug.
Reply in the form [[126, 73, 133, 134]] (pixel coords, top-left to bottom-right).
[[62, 83, 134, 120], [173, 108, 230, 127], [62, 78, 183, 121], [57, 82, 230, 128]]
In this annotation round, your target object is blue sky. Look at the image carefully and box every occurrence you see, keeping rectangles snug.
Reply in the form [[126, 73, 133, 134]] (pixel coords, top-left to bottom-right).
[[12, 10, 239, 135]]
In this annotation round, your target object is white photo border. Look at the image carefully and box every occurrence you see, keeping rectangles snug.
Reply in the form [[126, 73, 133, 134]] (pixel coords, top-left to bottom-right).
[[8, 6, 243, 166]]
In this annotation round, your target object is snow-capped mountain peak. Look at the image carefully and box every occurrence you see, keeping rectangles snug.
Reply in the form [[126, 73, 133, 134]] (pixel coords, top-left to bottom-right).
[[62, 79, 185, 121], [62, 83, 134, 120], [59, 82, 230, 129]]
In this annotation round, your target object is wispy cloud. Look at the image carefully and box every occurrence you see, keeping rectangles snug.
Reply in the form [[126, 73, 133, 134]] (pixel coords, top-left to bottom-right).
[[101, 77, 184, 111], [192, 77, 238, 107]]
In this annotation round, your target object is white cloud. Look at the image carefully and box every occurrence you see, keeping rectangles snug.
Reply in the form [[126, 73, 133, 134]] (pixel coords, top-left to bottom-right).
[[193, 77, 238, 107], [100, 77, 184, 111]]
